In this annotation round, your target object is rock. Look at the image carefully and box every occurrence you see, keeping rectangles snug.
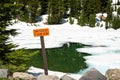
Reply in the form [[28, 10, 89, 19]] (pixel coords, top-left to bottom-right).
[[105, 69, 120, 80], [27, 66, 43, 76], [60, 74, 75, 80], [79, 68, 107, 80], [0, 69, 8, 78], [13, 72, 36, 80], [37, 74, 60, 80]]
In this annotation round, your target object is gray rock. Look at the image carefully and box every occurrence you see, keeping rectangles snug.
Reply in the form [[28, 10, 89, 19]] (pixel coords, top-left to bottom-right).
[[37, 74, 60, 80], [0, 69, 8, 78], [60, 74, 75, 80], [105, 68, 120, 80], [13, 72, 36, 80], [79, 68, 107, 80]]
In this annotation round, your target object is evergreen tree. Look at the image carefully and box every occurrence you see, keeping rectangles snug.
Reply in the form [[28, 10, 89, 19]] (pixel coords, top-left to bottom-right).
[[100, 0, 108, 12], [75, 0, 82, 18], [68, 0, 75, 16], [94, 0, 101, 13], [106, 0, 112, 17], [40, 0, 48, 15], [89, 14, 95, 27], [11, 0, 42, 23], [115, 3, 117, 11], [117, 7, 120, 15], [47, 0, 66, 24], [69, 17, 74, 24], [112, 16, 120, 29], [6, 49, 32, 73], [105, 18, 109, 29], [26, 0, 41, 23], [0, 1, 17, 62], [77, 11, 86, 26], [105, 0, 112, 28], [9, 0, 29, 22], [82, 0, 101, 16], [68, 0, 81, 17], [62, 0, 70, 18], [82, 0, 101, 26]]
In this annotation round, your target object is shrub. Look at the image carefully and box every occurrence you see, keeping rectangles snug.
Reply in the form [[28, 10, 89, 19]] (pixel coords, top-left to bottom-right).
[[69, 17, 74, 24], [117, 7, 120, 15], [89, 14, 95, 27], [0, 77, 7, 80], [77, 11, 86, 26], [112, 16, 120, 29], [47, 14, 62, 24], [6, 49, 33, 73]]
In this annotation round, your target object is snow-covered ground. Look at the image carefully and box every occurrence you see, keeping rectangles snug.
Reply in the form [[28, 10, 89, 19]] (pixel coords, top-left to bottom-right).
[[8, 14, 120, 77], [112, 0, 119, 4], [27, 66, 81, 80]]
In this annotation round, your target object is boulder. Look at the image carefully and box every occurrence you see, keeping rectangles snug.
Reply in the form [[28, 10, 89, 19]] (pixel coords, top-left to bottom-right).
[[0, 69, 8, 78], [60, 74, 75, 80], [105, 69, 120, 80], [79, 68, 107, 80], [37, 74, 60, 80], [13, 72, 36, 80], [27, 66, 43, 76]]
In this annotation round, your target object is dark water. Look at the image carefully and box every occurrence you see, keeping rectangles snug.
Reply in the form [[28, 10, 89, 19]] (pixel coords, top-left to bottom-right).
[[29, 42, 91, 73]]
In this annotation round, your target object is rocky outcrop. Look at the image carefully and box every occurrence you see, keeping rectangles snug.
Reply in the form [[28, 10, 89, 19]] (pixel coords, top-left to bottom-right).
[[37, 74, 60, 80], [60, 74, 75, 80], [2, 68, 120, 80], [0, 69, 8, 78], [105, 69, 120, 80], [79, 68, 107, 80], [13, 72, 36, 80]]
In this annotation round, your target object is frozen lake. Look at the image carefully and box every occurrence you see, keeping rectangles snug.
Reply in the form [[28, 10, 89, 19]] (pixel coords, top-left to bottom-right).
[[8, 18, 120, 75]]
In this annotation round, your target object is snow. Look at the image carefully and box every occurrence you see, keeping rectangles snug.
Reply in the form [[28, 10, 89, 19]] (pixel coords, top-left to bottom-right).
[[96, 13, 107, 18], [103, 13, 107, 17], [28, 66, 81, 80], [112, 0, 119, 4], [8, 14, 120, 78], [113, 11, 118, 16]]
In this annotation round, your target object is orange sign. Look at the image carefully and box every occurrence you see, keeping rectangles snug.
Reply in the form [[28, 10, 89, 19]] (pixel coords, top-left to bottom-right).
[[33, 28, 49, 37]]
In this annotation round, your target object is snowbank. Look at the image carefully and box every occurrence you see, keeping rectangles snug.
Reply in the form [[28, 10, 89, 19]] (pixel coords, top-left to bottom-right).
[[27, 66, 81, 80]]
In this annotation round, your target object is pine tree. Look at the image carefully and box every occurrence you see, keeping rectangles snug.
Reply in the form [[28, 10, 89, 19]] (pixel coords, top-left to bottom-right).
[[78, 11, 86, 26], [82, 0, 101, 25], [12, 0, 42, 23], [47, 0, 66, 24], [89, 14, 95, 27], [69, 17, 74, 24], [100, 0, 108, 12], [68, 0, 81, 17], [62, 0, 70, 18], [75, 0, 82, 18], [0, 1, 17, 62], [82, 0, 101, 16], [106, 0, 112, 19], [112, 16, 120, 29], [40, 0, 48, 15], [115, 3, 117, 11], [95, 0, 101, 13], [68, 0, 75, 16], [26, 0, 41, 23], [105, 0, 112, 29], [117, 7, 120, 15]]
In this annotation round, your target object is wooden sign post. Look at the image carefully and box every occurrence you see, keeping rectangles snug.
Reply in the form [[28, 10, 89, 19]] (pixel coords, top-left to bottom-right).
[[33, 28, 49, 75]]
